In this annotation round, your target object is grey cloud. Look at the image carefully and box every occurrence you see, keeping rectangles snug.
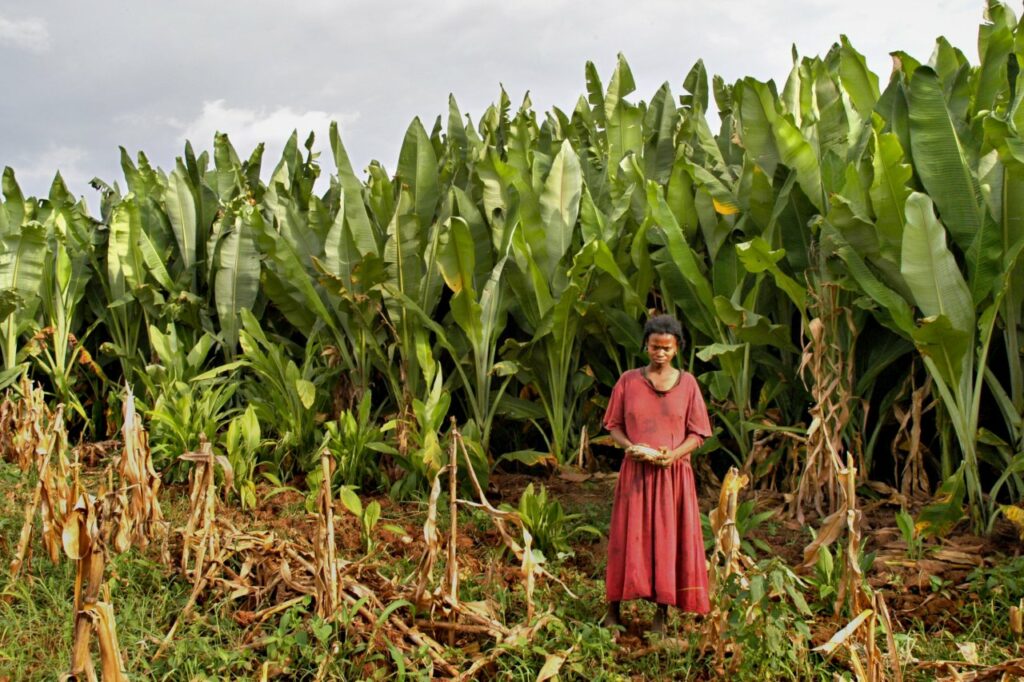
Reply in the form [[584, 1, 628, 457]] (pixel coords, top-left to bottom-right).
[[0, 0, 989, 202], [0, 14, 50, 53]]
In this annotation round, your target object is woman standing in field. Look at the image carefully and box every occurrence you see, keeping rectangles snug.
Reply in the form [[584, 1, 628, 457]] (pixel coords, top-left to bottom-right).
[[602, 314, 712, 634]]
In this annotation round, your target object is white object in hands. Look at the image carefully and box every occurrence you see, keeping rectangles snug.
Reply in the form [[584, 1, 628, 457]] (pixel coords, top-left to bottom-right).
[[626, 444, 670, 464]]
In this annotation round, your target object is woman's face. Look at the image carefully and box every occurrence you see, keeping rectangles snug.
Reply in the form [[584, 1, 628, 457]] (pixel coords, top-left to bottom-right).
[[646, 332, 678, 367]]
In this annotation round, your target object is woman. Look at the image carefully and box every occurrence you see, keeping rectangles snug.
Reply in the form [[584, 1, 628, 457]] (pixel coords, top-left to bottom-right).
[[602, 314, 712, 633]]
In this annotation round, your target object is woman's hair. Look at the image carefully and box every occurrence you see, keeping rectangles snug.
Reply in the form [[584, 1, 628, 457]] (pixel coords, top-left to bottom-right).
[[642, 314, 685, 351]]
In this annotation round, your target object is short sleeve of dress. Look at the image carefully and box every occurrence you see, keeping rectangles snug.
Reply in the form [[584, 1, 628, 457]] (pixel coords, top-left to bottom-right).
[[685, 374, 713, 443], [603, 375, 626, 432]]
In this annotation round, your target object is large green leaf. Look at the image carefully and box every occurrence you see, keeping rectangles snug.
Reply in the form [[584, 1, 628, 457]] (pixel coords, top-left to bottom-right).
[[682, 59, 710, 113], [822, 224, 916, 335], [972, 1, 1015, 116], [1, 168, 26, 236], [737, 80, 780, 177], [329, 122, 378, 257], [736, 237, 806, 310], [164, 164, 198, 274], [908, 66, 983, 252], [644, 83, 678, 183], [737, 79, 824, 211], [901, 192, 974, 334], [215, 209, 260, 355], [538, 139, 582, 274], [646, 182, 716, 329], [839, 36, 880, 116], [869, 130, 912, 262], [397, 118, 440, 230], [605, 55, 643, 175], [438, 218, 483, 348], [107, 196, 144, 302]]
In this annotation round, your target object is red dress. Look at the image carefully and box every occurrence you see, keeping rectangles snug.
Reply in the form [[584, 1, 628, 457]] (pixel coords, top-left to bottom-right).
[[603, 368, 712, 612]]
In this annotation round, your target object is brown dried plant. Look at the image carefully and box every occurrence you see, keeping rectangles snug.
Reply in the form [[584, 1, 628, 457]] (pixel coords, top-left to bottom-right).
[[809, 454, 902, 682], [793, 284, 862, 524], [702, 466, 754, 663]]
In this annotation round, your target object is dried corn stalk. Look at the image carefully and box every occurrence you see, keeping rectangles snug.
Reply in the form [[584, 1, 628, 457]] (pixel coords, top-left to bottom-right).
[[0, 374, 51, 471], [707, 467, 753, 591], [793, 284, 862, 523], [117, 384, 166, 548], [314, 452, 340, 619], [178, 436, 221, 581], [808, 455, 900, 682], [63, 493, 128, 682], [446, 422, 459, 644], [890, 371, 933, 502], [702, 466, 753, 664]]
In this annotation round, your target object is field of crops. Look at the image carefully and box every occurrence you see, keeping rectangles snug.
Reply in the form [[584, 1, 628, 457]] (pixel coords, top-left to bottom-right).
[[2, 2, 1024, 680]]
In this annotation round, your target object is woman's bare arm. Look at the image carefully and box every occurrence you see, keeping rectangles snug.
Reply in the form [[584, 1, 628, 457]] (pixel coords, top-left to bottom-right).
[[609, 427, 633, 450]]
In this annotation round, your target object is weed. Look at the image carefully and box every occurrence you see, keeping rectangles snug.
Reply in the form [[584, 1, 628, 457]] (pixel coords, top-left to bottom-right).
[[511, 483, 601, 562]]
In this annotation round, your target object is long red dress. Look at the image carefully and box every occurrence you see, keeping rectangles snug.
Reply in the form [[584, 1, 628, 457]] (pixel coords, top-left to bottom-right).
[[603, 368, 712, 612]]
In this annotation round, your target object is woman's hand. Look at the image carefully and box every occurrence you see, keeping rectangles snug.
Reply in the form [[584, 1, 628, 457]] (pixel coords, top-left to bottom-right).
[[627, 444, 673, 466]]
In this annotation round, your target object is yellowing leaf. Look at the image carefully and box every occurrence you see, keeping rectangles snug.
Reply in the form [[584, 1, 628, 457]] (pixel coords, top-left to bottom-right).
[[812, 609, 873, 656], [712, 198, 739, 215], [295, 379, 315, 409], [1001, 504, 1024, 540]]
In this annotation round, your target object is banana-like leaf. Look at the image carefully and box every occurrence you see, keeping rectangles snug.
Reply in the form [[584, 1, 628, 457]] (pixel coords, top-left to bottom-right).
[[901, 192, 974, 334], [908, 66, 983, 252], [737, 80, 781, 177], [0, 222, 47, 304], [972, 1, 1015, 116], [869, 130, 912, 263], [438, 218, 483, 348], [330, 122, 378, 257], [605, 58, 643, 177], [683, 59, 710, 113], [164, 164, 198, 274], [644, 83, 678, 183], [912, 313, 971, 395], [215, 208, 260, 356], [713, 297, 795, 351], [323, 190, 361, 286], [822, 224, 916, 336], [1, 168, 26, 236], [839, 36, 880, 116], [736, 237, 806, 311], [538, 139, 583, 276], [646, 181, 715, 321], [107, 196, 145, 302], [397, 118, 440, 230]]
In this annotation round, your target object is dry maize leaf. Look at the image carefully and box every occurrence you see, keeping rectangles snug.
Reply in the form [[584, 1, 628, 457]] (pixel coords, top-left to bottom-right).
[[85, 601, 127, 682], [522, 529, 537, 621], [799, 506, 847, 570], [462, 599, 500, 622], [215, 455, 234, 492], [812, 609, 873, 656], [535, 647, 572, 682], [557, 469, 591, 483], [931, 549, 983, 567], [62, 503, 89, 561], [956, 642, 979, 665], [113, 515, 132, 554]]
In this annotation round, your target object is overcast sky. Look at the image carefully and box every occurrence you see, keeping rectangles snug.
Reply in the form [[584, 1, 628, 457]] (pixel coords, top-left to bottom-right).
[[0, 1, 992, 204]]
